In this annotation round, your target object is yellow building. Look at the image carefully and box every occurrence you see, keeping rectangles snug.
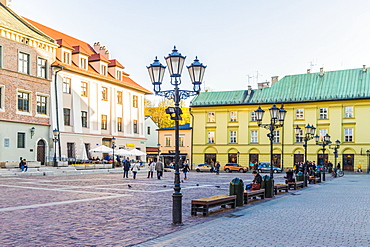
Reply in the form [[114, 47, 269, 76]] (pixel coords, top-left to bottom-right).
[[190, 67, 370, 172]]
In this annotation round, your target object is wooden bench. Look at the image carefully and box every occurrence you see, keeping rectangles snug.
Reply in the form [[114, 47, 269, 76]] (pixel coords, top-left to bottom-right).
[[287, 181, 304, 190], [244, 189, 265, 204], [308, 177, 321, 184], [191, 194, 236, 216], [274, 184, 289, 195]]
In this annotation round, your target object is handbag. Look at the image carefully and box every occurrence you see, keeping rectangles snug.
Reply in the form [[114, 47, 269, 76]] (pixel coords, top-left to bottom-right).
[[251, 183, 261, 190]]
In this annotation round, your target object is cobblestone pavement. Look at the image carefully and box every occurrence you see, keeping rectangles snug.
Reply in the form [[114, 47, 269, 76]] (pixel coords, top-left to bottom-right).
[[0, 169, 338, 246], [135, 173, 370, 247]]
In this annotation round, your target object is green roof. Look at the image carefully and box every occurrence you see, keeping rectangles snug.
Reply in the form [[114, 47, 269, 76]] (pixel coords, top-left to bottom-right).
[[190, 67, 370, 106], [0, 3, 55, 44]]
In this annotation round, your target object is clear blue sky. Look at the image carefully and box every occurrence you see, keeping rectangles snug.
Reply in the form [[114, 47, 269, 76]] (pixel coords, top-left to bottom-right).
[[11, 0, 370, 99]]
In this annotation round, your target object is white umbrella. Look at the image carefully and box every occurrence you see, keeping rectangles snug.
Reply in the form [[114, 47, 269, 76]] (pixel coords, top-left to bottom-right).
[[89, 145, 113, 153], [111, 148, 131, 156], [79, 142, 89, 160], [128, 149, 146, 156]]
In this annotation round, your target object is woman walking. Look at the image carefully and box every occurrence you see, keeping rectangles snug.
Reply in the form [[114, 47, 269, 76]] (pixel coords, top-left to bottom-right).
[[131, 161, 139, 179]]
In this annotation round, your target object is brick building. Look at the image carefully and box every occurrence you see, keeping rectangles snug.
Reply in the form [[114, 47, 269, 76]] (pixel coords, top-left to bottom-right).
[[0, 0, 58, 163]]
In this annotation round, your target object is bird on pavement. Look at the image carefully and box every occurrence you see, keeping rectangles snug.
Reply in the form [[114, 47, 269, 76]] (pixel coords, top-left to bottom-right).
[[163, 185, 167, 187], [215, 185, 221, 188], [128, 184, 132, 188], [196, 184, 199, 186], [181, 180, 184, 183]]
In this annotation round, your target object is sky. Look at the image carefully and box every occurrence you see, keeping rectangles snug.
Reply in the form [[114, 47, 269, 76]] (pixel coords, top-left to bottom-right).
[[10, 0, 370, 103]]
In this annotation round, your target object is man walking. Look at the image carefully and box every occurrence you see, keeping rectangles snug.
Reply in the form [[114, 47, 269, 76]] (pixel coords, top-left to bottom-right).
[[123, 157, 131, 178], [155, 158, 164, 179]]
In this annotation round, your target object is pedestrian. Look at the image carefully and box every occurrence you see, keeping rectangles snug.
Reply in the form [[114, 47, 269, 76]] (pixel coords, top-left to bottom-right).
[[123, 157, 131, 178], [246, 170, 262, 190], [147, 158, 155, 178], [356, 164, 363, 173], [105, 154, 110, 161], [19, 159, 27, 172], [155, 158, 164, 179], [209, 159, 215, 170], [183, 161, 190, 180], [116, 155, 121, 167], [215, 161, 221, 175], [131, 161, 139, 179]]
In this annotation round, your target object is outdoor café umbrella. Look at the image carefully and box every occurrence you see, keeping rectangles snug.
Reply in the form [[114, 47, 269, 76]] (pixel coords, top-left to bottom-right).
[[111, 148, 131, 156], [89, 145, 113, 153], [128, 148, 146, 156]]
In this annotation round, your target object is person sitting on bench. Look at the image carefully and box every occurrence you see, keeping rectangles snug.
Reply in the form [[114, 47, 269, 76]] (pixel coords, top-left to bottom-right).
[[246, 170, 262, 190], [284, 168, 295, 183]]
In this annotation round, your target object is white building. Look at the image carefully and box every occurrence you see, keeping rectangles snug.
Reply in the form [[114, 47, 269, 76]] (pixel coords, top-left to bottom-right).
[[27, 19, 151, 162], [144, 116, 159, 161]]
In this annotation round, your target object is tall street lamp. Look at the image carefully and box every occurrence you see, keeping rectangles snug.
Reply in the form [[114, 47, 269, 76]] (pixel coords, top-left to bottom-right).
[[255, 104, 287, 197], [52, 129, 59, 167], [157, 143, 161, 160], [314, 133, 331, 181], [147, 46, 206, 225], [112, 137, 116, 169], [294, 124, 316, 187], [366, 150, 370, 174], [329, 139, 341, 171]]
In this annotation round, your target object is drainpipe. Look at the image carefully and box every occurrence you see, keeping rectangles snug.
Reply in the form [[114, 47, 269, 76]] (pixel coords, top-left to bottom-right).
[[51, 64, 64, 163]]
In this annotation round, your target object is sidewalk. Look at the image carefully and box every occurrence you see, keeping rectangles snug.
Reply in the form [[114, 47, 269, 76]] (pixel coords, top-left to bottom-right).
[[135, 174, 370, 247]]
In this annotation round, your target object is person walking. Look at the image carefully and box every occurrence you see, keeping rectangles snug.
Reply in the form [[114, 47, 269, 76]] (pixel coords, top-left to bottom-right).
[[148, 159, 156, 178], [215, 161, 221, 175], [183, 161, 190, 180], [131, 161, 139, 179], [155, 158, 164, 179], [123, 157, 131, 178], [147, 159, 154, 178]]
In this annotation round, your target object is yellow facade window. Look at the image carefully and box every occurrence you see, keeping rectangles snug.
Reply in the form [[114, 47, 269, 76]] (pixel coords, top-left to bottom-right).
[[117, 91, 123, 104], [102, 87, 108, 100], [81, 82, 88, 97]]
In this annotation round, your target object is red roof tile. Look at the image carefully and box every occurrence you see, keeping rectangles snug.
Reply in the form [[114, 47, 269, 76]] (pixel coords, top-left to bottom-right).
[[109, 59, 125, 68]]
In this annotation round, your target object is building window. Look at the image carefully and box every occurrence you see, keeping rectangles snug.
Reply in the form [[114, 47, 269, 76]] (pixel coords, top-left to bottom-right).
[[273, 130, 280, 143], [17, 132, 25, 148], [63, 77, 71, 94], [319, 129, 327, 142], [230, 130, 237, 143], [251, 111, 257, 121], [17, 91, 30, 112], [230, 111, 237, 122], [208, 131, 215, 143], [67, 142, 75, 158], [37, 57, 47, 79], [101, 65, 107, 75], [147, 126, 151, 135], [133, 95, 138, 108], [296, 109, 304, 120], [296, 128, 303, 143], [344, 128, 353, 142], [117, 117, 122, 132], [208, 112, 215, 122], [80, 82, 88, 97], [344, 106, 353, 118], [80, 58, 87, 69], [165, 137, 171, 147], [18, 52, 30, 74], [102, 87, 108, 100], [179, 137, 184, 147], [36, 95, 47, 115], [117, 91, 123, 104], [64, 108, 71, 126], [63, 52, 70, 64], [251, 130, 258, 143], [101, 115, 107, 130], [117, 71, 122, 80], [0, 45, 3, 68], [319, 108, 328, 119], [81, 111, 88, 127], [133, 120, 138, 133], [0, 86, 3, 109]]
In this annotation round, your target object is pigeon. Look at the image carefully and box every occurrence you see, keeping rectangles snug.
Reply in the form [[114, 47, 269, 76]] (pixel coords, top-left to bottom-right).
[[215, 185, 221, 188], [163, 185, 167, 187], [181, 180, 184, 183], [196, 184, 199, 186], [128, 184, 132, 188]]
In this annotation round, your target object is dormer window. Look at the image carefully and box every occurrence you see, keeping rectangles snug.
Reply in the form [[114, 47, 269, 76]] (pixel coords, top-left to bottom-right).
[[80, 58, 87, 69], [101, 65, 107, 75], [117, 70, 122, 80], [63, 52, 70, 64]]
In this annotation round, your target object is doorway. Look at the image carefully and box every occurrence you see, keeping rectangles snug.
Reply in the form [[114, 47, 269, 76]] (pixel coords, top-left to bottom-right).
[[36, 139, 46, 165], [343, 154, 354, 171], [294, 154, 304, 165]]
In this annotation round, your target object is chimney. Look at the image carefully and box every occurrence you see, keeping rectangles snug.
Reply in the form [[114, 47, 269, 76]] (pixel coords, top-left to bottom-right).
[[307, 69, 311, 74], [320, 67, 324, 76], [103, 49, 110, 60], [271, 76, 279, 86], [0, 0, 11, 7], [363, 65, 367, 72], [93, 42, 101, 53], [257, 81, 269, 89], [248, 85, 252, 94]]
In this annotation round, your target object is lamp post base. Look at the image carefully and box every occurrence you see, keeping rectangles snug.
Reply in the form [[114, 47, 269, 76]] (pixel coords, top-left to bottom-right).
[[322, 171, 326, 181], [172, 191, 183, 226]]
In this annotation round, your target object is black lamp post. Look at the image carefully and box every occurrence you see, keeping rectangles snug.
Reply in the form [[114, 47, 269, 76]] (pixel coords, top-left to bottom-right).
[[329, 139, 341, 174], [294, 124, 316, 186], [366, 150, 370, 174], [52, 129, 59, 167], [157, 143, 161, 160], [255, 104, 287, 197], [147, 46, 206, 225], [314, 133, 331, 181], [112, 137, 116, 169]]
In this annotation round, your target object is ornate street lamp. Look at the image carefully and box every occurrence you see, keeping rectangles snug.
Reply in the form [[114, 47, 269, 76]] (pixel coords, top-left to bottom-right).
[[294, 124, 316, 186], [147, 46, 206, 225], [112, 137, 116, 169], [315, 133, 331, 181], [255, 104, 286, 198], [52, 129, 59, 167], [329, 139, 341, 173]]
